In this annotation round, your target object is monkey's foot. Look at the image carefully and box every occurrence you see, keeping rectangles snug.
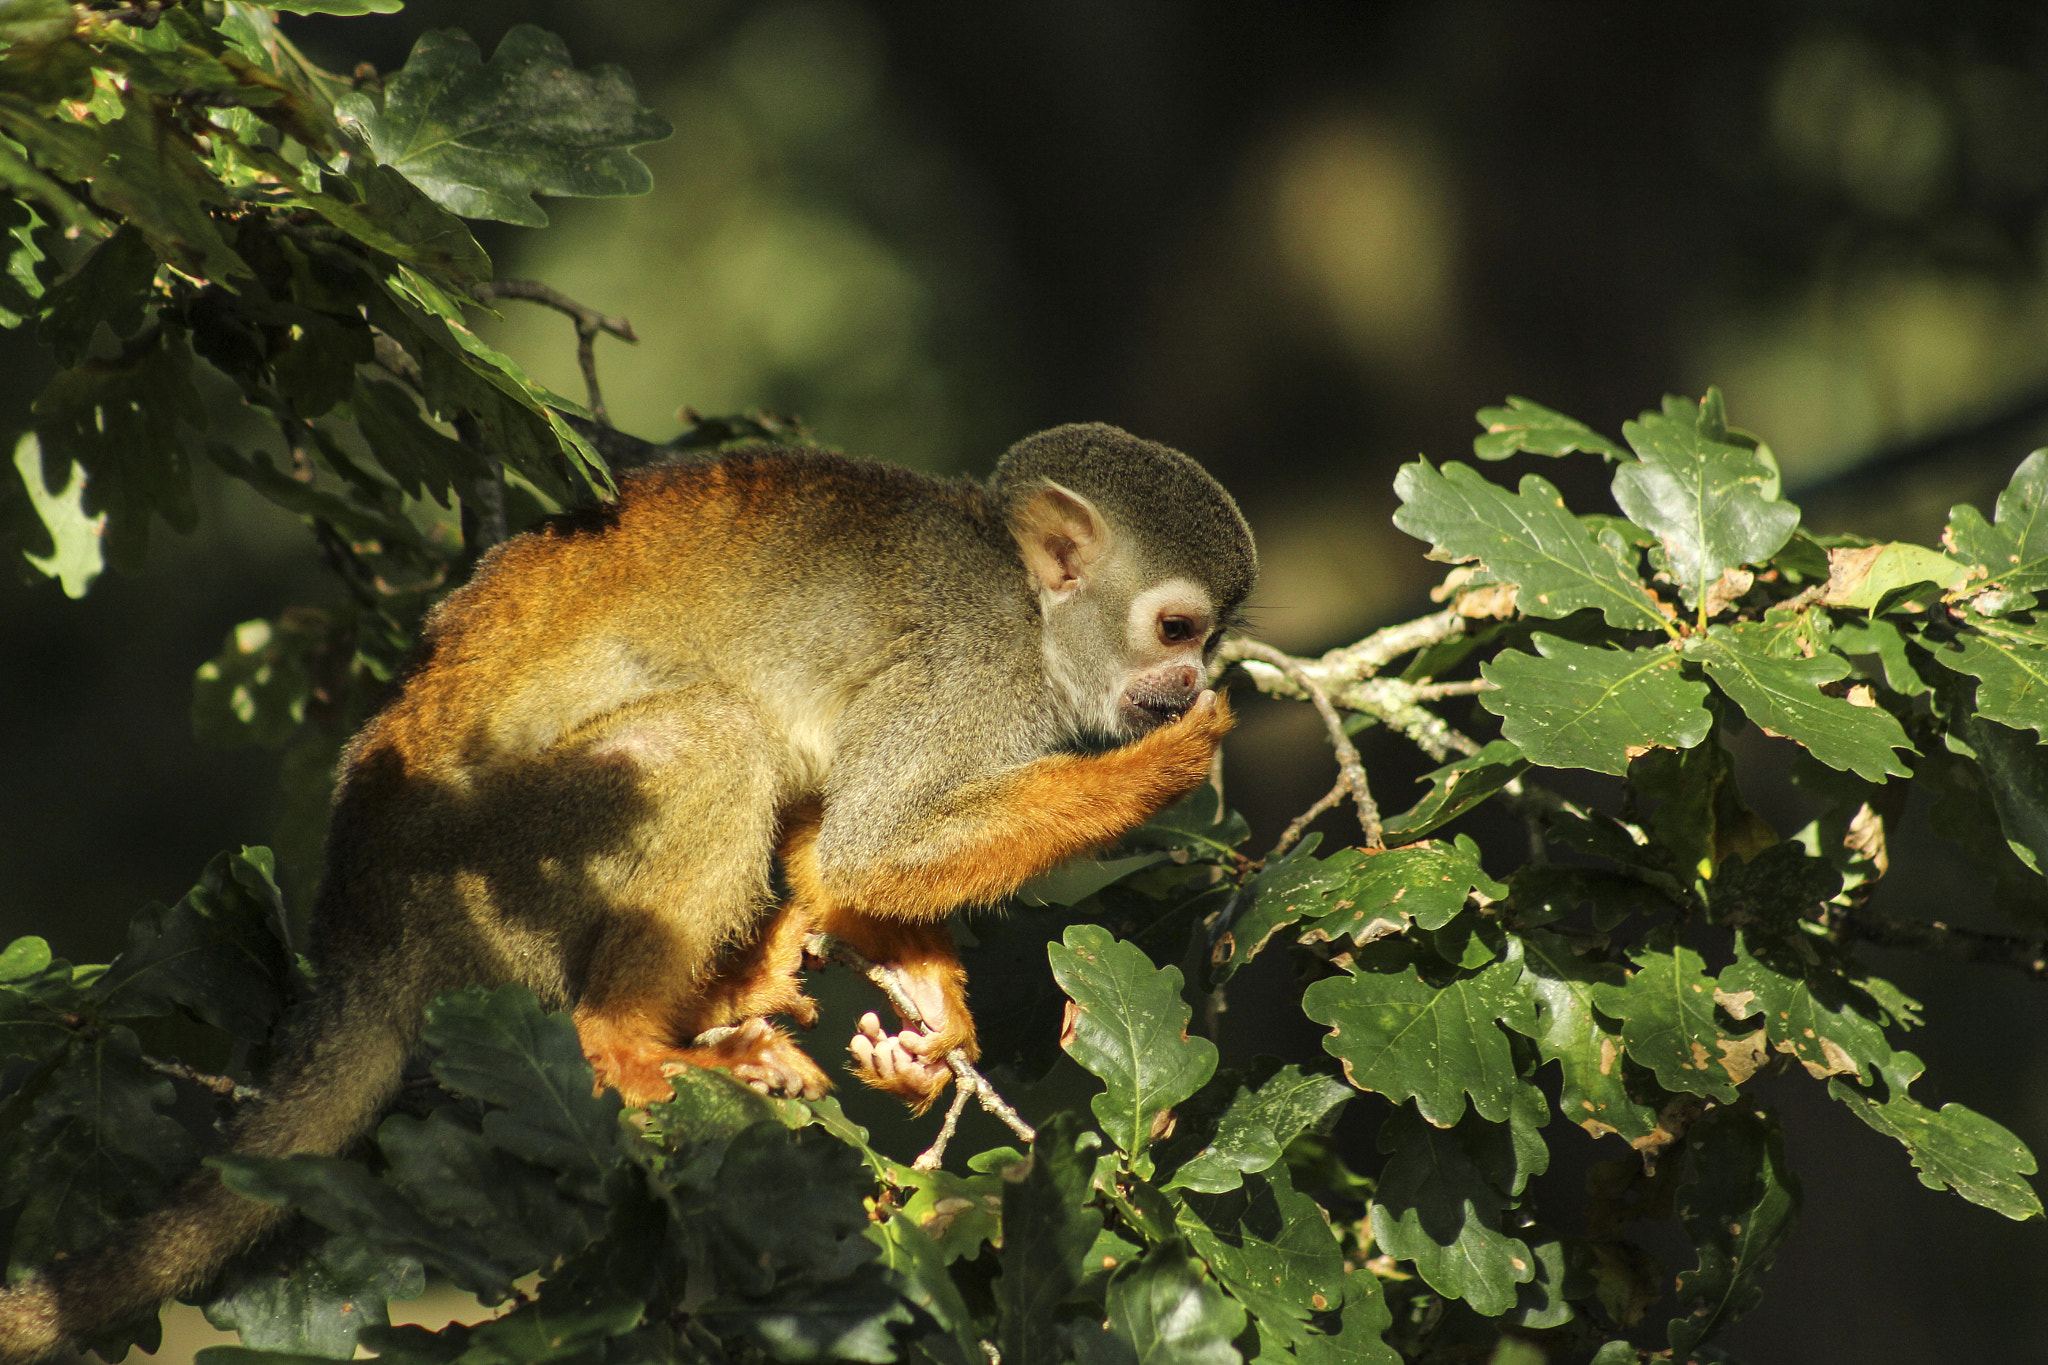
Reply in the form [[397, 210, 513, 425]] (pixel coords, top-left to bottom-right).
[[849, 1011, 964, 1112], [673, 1018, 831, 1100]]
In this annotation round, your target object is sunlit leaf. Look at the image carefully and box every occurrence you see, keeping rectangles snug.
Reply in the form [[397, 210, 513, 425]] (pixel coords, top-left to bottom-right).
[[1393, 460, 1671, 631], [1944, 450, 2048, 593], [1613, 392, 1801, 606], [1051, 925, 1218, 1171], [1829, 1073, 2042, 1221], [1480, 636, 1709, 775], [1472, 396, 1624, 461], [1304, 941, 1523, 1126], [1684, 627, 1913, 781], [1587, 932, 1752, 1102]]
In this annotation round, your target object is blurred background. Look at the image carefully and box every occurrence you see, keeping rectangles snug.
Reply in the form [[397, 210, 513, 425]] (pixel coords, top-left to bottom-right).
[[9, 1, 2048, 1358]]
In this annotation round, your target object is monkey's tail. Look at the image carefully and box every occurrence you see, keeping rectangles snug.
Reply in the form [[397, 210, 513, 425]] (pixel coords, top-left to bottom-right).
[[0, 984, 415, 1363]]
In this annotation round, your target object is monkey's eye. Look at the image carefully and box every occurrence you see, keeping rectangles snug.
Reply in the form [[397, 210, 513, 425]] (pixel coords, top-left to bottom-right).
[[1159, 615, 1198, 644]]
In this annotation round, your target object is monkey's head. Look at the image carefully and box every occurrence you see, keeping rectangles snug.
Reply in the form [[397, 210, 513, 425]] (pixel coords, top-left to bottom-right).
[[993, 424, 1257, 742]]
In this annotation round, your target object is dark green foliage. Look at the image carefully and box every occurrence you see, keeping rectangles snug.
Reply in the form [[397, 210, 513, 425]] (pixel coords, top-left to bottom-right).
[[2, 5, 2046, 1361]]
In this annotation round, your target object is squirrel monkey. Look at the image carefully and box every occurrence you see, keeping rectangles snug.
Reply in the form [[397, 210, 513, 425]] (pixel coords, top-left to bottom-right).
[[0, 423, 1256, 1359]]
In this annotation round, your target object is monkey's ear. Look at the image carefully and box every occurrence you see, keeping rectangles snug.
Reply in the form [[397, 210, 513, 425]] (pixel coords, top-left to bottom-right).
[[1012, 482, 1111, 596]]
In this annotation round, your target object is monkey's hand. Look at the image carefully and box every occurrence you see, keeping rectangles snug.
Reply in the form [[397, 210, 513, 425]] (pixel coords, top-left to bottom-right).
[[1131, 687, 1233, 791], [845, 952, 977, 1112]]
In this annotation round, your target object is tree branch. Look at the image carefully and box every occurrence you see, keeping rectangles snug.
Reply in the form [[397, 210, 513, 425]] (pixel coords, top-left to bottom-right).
[[1839, 908, 2048, 980], [1223, 639, 1383, 848], [474, 279, 638, 424]]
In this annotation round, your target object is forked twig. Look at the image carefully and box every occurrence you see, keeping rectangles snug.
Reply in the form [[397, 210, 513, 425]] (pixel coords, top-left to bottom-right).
[[1225, 639, 1383, 848], [804, 932, 1037, 1165], [473, 279, 638, 424]]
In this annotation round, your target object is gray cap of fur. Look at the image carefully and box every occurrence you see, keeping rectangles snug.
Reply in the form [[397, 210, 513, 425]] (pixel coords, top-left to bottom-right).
[[989, 423, 1258, 612]]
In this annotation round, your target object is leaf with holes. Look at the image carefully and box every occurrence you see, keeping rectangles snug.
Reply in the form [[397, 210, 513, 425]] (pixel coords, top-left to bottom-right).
[[1300, 837, 1506, 944], [1473, 396, 1625, 461], [1716, 932, 1896, 1084], [1480, 635, 1710, 776], [1683, 627, 1913, 782], [1304, 942, 1522, 1125], [1667, 1106, 1800, 1355], [1508, 929, 1658, 1143], [1393, 460, 1670, 631], [1588, 933, 1754, 1102], [1164, 1064, 1353, 1195]]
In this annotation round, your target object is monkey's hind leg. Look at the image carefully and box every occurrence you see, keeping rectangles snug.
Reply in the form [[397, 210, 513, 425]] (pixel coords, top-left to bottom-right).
[[661, 885, 828, 1100], [556, 687, 824, 1105]]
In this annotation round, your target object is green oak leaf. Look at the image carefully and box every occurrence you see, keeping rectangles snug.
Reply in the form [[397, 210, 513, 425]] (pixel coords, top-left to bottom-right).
[[204, 1233, 422, 1358], [1290, 1274, 1399, 1365], [873, 1207, 980, 1364], [1933, 630, 2048, 738], [1828, 1073, 2042, 1221], [214, 1150, 526, 1302], [1817, 542, 1969, 611], [0, 1028, 199, 1276], [90, 846, 290, 1041], [1667, 1106, 1800, 1355], [1164, 1064, 1353, 1195], [32, 322, 204, 574], [1216, 838, 1365, 980], [1715, 932, 1894, 1084], [1069, 1242, 1245, 1365], [1382, 740, 1530, 843], [1479, 635, 1710, 775], [1508, 929, 1658, 1142], [336, 26, 671, 227], [1300, 836, 1506, 944], [1050, 925, 1219, 1171], [1473, 396, 1625, 461], [35, 223, 155, 368], [1944, 450, 2048, 593], [10, 433, 101, 598], [1177, 1166, 1344, 1347], [1369, 1105, 1534, 1316], [1392, 460, 1671, 631], [418, 985, 624, 1202], [1683, 627, 1913, 781], [998, 1116, 1105, 1365], [1303, 942, 1522, 1125], [1587, 932, 1755, 1102], [1613, 392, 1802, 606]]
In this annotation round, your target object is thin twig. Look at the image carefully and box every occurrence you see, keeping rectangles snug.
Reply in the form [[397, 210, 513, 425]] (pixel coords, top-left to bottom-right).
[[474, 279, 638, 424], [142, 1056, 260, 1104], [1409, 678, 1496, 701], [804, 933, 1037, 1149], [1226, 639, 1383, 848], [1269, 777, 1348, 862], [916, 1084, 973, 1172]]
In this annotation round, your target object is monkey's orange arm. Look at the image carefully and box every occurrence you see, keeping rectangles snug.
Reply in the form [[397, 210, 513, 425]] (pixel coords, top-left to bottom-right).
[[782, 692, 1233, 1107]]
